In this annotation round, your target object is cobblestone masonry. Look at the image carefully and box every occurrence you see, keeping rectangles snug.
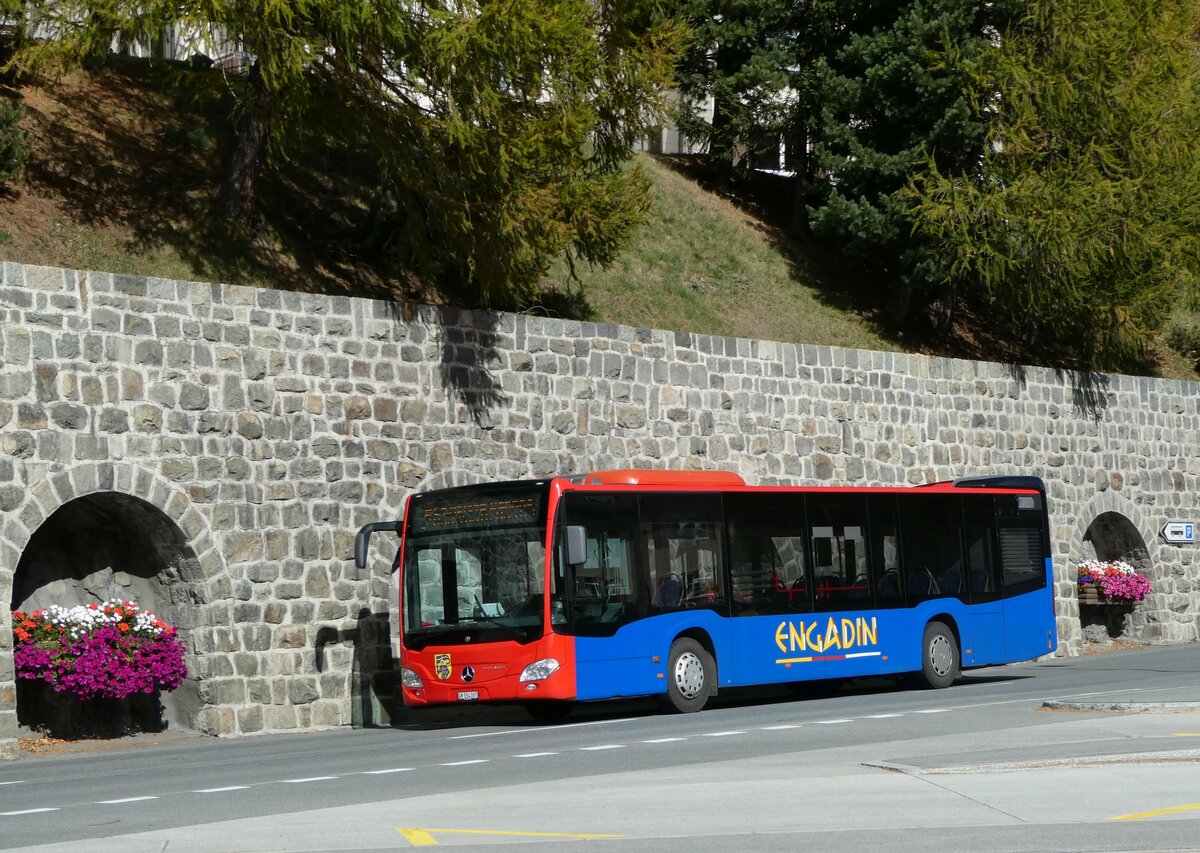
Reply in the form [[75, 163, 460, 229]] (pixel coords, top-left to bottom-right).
[[1, 261, 1198, 759]]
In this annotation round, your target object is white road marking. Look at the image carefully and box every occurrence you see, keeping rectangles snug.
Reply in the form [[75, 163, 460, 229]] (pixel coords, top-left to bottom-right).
[[915, 709, 950, 714], [815, 719, 852, 725], [0, 781, 25, 787], [448, 718, 636, 740], [97, 796, 159, 804], [703, 731, 745, 737], [761, 724, 802, 730], [194, 786, 251, 793], [440, 760, 488, 767], [281, 776, 339, 783], [580, 744, 625, 751], [642, 737, 687, 743], [864, 714, 902, 719], [513, 752, 559, 758], [362, 768, 413, 775], [1, 808, 58, 816]]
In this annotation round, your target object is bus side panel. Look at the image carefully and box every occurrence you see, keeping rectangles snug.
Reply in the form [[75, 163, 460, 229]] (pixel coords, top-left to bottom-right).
[[1003, 565, 1058, 662], [959, 605, 1006, 667], [572, 613, 730, 701]]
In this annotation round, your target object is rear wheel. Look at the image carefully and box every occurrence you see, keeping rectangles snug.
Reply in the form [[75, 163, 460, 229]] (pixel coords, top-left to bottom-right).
[[919, 620, 959, 689], [661, 638, 714, 713]]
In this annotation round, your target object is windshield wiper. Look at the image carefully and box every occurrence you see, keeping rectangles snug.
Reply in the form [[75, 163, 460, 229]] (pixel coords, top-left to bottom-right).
[[469, 595, 529, 641]]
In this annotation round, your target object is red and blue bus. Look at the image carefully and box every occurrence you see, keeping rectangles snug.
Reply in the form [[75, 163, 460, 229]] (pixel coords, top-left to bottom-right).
[[354, 470, 1056, 717]]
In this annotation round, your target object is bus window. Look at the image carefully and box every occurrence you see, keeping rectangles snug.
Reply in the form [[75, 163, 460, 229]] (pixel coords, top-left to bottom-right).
[[900, 496, 966, 605], [725, 493, 811, 615], [996, 495, 1046, 596], [867, 495, 903, 608], [559, 493, 642, 635], [805, 494, 871, 611], [963, 497, 1000, 602], [639, 494, 725, 613]]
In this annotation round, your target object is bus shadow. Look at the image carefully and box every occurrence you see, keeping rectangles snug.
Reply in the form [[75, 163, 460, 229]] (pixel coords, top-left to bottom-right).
[[389, 672, 1036, 731]]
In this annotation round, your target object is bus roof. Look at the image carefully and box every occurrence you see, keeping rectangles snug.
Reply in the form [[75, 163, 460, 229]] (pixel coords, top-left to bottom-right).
[[560, 469, 1044, 495]]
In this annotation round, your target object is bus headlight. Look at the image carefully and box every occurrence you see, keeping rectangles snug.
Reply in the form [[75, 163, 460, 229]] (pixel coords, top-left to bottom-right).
[[519, 658, 560, 682], [401, 667, 424, 689]]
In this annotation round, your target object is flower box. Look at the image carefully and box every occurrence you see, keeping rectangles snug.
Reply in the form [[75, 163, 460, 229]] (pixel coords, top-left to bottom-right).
[[1076, 560, 1151, 604], [11, 600, 188, 737]]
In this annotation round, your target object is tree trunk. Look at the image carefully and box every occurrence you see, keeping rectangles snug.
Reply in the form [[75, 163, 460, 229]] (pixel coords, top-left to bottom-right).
[[216, 60, 273, 224]]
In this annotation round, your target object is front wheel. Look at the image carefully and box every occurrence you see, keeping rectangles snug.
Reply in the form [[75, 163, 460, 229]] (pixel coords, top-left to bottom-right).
[[918, 620, 960, 689], [661, 638, 714, 713]]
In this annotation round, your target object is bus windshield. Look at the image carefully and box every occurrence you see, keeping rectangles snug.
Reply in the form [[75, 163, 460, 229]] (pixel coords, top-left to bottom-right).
[[401, 483, 550, 649]]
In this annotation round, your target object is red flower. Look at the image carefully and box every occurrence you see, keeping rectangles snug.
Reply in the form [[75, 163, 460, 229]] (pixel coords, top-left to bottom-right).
[[14, 628, 29, 642], [117, 623, 130, 633]]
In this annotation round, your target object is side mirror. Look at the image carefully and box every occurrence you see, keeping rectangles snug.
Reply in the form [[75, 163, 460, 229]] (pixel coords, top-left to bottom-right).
[[565, 525, 588, 566], [354, 520, 399, 569]]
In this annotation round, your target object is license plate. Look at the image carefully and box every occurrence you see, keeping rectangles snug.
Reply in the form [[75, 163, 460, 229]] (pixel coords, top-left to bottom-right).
[[457, 691, 479, 701]]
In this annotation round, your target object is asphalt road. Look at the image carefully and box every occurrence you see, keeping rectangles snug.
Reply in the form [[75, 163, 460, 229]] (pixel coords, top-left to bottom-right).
[[2, 643, 1200, 852]]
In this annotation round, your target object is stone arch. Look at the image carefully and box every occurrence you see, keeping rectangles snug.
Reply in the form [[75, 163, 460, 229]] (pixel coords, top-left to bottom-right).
[[1073, 489, 1159, 573], [1071, 489, 1156, 645], [3, 461, 227, 732]]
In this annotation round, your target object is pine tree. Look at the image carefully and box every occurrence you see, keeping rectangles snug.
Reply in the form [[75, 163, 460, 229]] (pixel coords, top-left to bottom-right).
[[800, 0, 998, 328]]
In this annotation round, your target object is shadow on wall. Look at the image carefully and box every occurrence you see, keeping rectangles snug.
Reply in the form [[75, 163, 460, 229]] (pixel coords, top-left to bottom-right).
[[316, 608, 397, 728], [385, 302, 507, 429], [10, 492, 206, 733]]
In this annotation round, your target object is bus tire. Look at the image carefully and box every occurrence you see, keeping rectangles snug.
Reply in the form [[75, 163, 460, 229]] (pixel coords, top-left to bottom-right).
[[661, 638, 713, 713], [919, 620, 959, 689]]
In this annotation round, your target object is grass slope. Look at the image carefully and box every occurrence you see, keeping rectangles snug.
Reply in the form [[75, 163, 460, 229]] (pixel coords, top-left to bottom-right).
[[1, 63, 1196, 378]]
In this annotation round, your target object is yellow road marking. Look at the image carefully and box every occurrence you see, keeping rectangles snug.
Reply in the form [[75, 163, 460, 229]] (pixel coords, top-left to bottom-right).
[[1108, 802, 1200, 821], [398, 829, 439, 846], [398, 828, 622, 846], [1172, 732, 1200, 737]]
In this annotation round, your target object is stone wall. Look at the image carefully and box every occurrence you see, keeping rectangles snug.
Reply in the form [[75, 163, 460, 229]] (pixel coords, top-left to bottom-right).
[[2, 261, 1198, 759]]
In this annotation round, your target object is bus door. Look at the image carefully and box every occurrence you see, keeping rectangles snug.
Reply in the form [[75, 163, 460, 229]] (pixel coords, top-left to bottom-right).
[[726, 494, 825, 687], [961, 497, 1005, 666], [996, 494, 1054, 661]]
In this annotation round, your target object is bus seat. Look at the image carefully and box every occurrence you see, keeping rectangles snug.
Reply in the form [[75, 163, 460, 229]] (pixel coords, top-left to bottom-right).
[[938, 569, 961, 594], [906, 567, 939, 597], [970, 569, 990, 593], [878, 570, 900, 597]]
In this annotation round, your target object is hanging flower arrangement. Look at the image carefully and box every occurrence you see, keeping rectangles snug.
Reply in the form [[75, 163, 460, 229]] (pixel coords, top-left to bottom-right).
[[11, 600, 188, 701], [1076, 559, 1152, 603]]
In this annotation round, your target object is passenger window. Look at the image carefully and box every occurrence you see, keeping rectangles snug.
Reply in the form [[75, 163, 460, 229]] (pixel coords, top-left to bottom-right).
[[806, 494, 871, 611], [898, 496, 965, 605], [639, 494, 726, 614], [726, 493, 811, 616], [962, 497, 1000, 602], [560, 493, 642, 635], [867, 495, 903, 608]]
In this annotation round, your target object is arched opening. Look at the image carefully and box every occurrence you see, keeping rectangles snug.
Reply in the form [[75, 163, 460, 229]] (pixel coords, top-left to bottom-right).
[[10, 492, 205, 736], [1083, 511, 1151, 571], [1078, 511, 1151, 643]]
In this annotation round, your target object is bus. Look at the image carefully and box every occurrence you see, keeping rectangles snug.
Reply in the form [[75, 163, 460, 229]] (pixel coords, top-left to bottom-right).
[[354, 470, 1057, 717]]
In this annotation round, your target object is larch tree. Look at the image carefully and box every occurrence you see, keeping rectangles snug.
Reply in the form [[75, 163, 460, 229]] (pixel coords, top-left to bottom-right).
[[0, 0, 684, 308], [910, 0, 1200, 371]]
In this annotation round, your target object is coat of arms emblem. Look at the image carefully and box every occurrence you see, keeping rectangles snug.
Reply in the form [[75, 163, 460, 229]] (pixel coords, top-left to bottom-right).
[[434, 653, 452, 680]]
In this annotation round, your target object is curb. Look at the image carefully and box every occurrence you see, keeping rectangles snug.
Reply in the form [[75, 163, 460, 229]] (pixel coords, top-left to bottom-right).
[[1041, 701, 1200, 713]]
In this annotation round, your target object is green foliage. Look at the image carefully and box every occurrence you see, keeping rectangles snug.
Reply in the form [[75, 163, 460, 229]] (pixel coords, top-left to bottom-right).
[[3, 0, 684, 308], [674, 0, 795, 171], [1166, 317, 1200, 371], [0, 96, 29, 185], [800, 0, 999, 323], [911, 0, 1200, 370]]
